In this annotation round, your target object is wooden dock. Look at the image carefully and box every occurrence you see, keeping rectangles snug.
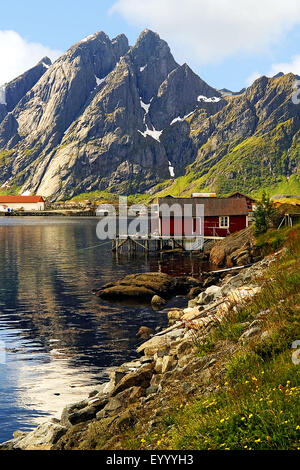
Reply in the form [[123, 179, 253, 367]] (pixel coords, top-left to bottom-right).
[[112, 236, 186, 253], [111, 235, 224, 253]]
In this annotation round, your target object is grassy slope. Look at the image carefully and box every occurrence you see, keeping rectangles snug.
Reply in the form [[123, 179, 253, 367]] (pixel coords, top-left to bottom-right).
[[154, 126, 300, 199], [84, 225, 300, 451], [155, 227, 300, 450]]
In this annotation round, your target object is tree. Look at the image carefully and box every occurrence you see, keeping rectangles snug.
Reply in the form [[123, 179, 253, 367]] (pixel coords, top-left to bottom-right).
[[254, 191, 277, 234]]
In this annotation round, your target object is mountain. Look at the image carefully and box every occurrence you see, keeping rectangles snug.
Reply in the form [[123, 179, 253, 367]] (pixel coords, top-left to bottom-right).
[[0, 57, 51, 123], [159, 73, 300, 197], [0, 29, 299, 200]]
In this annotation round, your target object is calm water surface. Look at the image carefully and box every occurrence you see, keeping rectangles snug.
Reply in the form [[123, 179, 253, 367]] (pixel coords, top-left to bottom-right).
[[0, 217, 207, 443]]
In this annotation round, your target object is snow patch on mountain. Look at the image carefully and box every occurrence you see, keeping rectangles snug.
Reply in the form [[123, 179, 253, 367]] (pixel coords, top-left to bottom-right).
[[197, 95, 221, 103], [138, 126, 162, 142], [140, 98, 150, 114], [138, 97, 162, 141], [168, 161, 175, 178], [95, 75, 106, 87], [170, 110, 195, 125], [0, 85, 6, 106], [80, 33, 97, 43]]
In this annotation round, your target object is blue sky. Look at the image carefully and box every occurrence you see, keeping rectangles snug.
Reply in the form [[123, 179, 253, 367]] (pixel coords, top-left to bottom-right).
[[1, 0, 300, 90]]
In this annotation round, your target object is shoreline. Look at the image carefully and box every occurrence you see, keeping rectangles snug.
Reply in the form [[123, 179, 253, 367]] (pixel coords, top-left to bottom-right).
[[0, 246, 275, 450], [0, 210, 96, 217]]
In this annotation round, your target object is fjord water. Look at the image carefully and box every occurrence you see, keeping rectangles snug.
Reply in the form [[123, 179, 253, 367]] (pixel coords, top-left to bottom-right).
[[0, 217, 204, 443]]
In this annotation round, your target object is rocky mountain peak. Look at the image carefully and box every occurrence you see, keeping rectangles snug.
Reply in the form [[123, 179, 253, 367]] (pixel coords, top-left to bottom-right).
[[132, 29, 176, 64], [37, 57, 52, 67], [0, 56, 53, 118], [149, 63, 224, 129], [128, 29, 178, 103], [0, 28, 298, 201]]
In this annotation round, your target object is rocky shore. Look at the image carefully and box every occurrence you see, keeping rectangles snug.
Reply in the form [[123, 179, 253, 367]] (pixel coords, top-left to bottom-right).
[[0, 235, 279, 451]]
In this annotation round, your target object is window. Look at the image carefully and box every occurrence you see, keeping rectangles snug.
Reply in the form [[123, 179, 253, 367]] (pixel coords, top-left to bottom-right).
[[219, 216, 229, 228]]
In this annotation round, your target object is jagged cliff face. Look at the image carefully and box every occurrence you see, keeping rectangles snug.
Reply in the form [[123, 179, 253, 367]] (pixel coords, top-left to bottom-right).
[[167, 73, 300, 196], [0, 29, 298, 200], [0, 57, 51, 123]]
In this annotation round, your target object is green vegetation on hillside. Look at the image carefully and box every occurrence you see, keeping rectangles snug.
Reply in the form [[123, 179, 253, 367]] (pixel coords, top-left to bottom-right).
[[88, 225, 300, 451], [153, 118, 300, 199], [153, 227, 300, 450], [70, 190, 153, 205]]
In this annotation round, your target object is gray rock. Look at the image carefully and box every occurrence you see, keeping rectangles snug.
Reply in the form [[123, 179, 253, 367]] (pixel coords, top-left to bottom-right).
[[60, 399, 89, 427], [161, 355, 177, 374], [97, 397, 123, 419], [137, 326, 154, 340], [68, 405, 98, 425], [151, 295, 167, 308], [1, 422, 67, 450], [146, 385, 160, 396], [239, 327, 262, 342]]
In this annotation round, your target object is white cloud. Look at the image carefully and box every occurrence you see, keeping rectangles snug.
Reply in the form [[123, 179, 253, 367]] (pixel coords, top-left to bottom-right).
[[246, 56, 300, 88], [0, 30, 62, 86], [269, 55, 300, 76], [111, 0, 300, 65]]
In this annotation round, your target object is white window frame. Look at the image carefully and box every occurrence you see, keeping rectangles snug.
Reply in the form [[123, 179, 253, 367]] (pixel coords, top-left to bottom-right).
[[219, 216, 229, 228]]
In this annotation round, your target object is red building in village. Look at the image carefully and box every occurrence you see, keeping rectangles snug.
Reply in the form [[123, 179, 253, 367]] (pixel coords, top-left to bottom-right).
[[227, 192, 256, 212], [157, 196, 249, 238]]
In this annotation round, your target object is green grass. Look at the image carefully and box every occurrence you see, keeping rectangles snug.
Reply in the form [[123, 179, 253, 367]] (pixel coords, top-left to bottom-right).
[[118, 226, 300, 451], [70, 190, 119, 203], [161, 227, 300, 450], [164, 357, 299, 450], [152, 117, 299, 199], [69, 191, 153, 205]]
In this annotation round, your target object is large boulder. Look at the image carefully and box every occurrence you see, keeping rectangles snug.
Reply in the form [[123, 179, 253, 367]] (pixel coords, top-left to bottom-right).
[[111, 364, 154, 396], [210, 227, 260, 267], [96, 273, 174, 301], [151, 295, 167, 309], [137, 326, 154, 340], [0, 422, 67, 450], [137, 329, 185, 356], [96, 272, 200, 302]]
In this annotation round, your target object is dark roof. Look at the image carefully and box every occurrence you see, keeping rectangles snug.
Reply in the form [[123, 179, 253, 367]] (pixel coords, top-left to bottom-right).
[[158, 197, 248, 217], [0, 196, 45, 203], [227, 192, 256, 202]]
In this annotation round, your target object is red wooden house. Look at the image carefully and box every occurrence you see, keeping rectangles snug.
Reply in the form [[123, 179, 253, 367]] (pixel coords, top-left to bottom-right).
[[157, 196, 249, 238], [227, 192, 256, 212]]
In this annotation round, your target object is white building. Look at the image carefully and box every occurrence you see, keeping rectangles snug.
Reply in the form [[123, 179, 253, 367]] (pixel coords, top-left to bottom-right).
[[0, 196, 45, 212]]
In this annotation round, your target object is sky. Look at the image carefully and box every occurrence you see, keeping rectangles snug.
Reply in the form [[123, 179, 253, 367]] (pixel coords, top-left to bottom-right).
[[1, 0, 300, 91]]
